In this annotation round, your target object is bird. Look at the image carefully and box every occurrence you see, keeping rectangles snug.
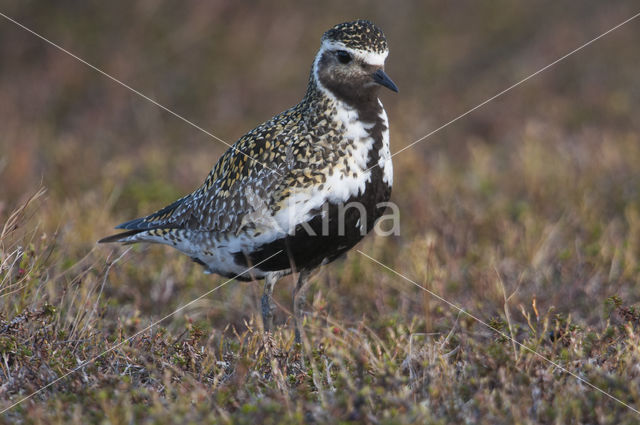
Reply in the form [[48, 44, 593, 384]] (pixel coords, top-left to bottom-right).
[[99, 20, 397, 343]]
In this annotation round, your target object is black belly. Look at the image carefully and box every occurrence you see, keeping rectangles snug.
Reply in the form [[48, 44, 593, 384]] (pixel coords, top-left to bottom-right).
[[233, 178, 392, 273]]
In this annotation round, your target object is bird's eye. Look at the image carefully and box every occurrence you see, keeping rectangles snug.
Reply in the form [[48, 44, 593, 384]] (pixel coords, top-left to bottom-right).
[[336, 50, 352, 64]]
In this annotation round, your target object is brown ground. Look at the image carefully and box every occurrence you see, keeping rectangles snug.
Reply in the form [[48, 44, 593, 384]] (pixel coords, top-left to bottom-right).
[[1, 1, 640, 423]]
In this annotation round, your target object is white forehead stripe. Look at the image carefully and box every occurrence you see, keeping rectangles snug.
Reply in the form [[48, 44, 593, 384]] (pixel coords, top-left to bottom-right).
[[321, 40, 388, 66]]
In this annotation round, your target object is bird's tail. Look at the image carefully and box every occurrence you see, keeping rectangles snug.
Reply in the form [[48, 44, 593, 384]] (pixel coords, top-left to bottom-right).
[[98, 229, 147, 244], [99, 195, 190, 245]]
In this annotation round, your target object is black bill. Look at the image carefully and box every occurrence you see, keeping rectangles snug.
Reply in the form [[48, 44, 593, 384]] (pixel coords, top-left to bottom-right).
[[372, 69, 398, 92]]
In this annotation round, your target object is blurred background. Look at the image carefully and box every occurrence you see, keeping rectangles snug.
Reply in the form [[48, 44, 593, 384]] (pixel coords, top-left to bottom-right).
[[3, 2, 640, 421], [1, 0, 640, 327]]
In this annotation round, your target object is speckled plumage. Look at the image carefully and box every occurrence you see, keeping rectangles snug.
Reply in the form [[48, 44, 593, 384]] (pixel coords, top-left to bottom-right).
[[322, 20, 388, 54], [100, 20, 396, 336]]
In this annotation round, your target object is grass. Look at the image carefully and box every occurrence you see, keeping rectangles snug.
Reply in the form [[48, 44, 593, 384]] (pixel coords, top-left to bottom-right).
[[2, 130, 640, 424], [2, 1, 640, 423]]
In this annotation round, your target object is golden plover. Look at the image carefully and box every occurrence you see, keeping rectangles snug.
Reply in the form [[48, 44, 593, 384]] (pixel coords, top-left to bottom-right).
[[100, 20, 398, 342]]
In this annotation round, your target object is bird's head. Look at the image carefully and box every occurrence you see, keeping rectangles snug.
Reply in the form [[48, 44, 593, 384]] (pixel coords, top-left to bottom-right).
[[313, 20, 397, 105]]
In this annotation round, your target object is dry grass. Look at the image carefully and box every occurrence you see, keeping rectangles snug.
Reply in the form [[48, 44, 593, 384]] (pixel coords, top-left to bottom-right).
[[2, 1, 640, 423]]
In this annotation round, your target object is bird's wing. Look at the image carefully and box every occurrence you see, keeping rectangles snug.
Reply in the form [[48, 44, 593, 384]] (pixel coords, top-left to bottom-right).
[[113, 106, 311, 235]]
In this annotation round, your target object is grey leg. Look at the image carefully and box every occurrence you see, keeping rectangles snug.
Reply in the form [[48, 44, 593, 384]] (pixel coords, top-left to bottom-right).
[[293, 269, 312, 344], [261, 273, 278, 332]]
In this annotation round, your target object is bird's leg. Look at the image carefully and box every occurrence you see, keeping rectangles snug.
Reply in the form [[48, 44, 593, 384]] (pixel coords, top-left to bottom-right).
[[293, 269, 312, 344], [261, 273, 278, 333]]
